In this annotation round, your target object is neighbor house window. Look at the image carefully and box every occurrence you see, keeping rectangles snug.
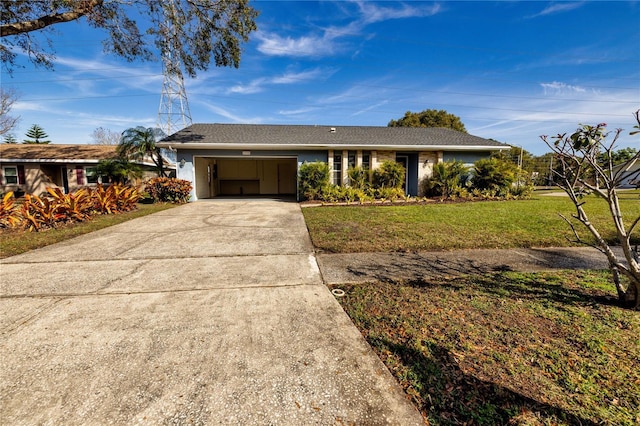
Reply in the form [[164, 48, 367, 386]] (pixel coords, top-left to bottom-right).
[[3, 166, 18, 184], [333, 152, 342, 185], [85, 167, 99, 184]]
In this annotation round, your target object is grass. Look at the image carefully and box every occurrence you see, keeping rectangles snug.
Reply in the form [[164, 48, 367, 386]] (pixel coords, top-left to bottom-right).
[[0, 202, 176, 258], [305, 191, 639, 423], [303, 191, 640, 253], [331, 271, 640, 425]]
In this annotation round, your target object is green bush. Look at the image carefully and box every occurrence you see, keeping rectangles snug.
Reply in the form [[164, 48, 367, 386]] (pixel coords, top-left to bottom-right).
[[373, 160, 405, 189], [471, 158, 518, 197], [347, 166, 371, 190], [510, 169, 535, 198], [298, 161, 331, 200], [375, 187, 405, 202], [421, 161, 468, 198], [145, 177, 192, 203]]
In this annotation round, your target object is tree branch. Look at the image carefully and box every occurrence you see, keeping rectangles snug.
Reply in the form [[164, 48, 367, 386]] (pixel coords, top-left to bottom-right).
[[1, 0, 103, 37]]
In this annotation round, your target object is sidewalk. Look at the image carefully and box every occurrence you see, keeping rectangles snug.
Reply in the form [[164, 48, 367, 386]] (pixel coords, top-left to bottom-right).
[[317, 246, 621, 285]]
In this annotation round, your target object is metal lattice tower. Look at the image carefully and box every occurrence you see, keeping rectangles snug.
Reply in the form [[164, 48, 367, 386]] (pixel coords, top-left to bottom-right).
[[157, 1, 192, 136]]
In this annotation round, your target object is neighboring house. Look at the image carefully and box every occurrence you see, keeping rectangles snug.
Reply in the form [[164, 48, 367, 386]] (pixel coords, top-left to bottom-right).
[[158, 123, 510, 201], [613, 160, 640, 189], [0, 144, 171, 195]]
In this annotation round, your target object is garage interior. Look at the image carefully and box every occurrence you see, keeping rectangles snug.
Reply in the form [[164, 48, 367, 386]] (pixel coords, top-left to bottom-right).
[[193, 157, 298, 199]]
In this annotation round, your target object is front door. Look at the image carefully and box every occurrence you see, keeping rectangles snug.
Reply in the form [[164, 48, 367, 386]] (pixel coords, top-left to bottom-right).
[[61, 167, 69, 194]]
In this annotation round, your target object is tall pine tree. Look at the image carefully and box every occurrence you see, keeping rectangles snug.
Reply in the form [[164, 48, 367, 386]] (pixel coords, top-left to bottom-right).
[[23, 124, 51, 144]]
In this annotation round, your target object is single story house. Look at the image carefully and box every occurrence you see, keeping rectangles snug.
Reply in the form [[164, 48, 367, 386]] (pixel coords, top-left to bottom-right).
[[157, 124, 510, 201], [0, 144, 171, 196]]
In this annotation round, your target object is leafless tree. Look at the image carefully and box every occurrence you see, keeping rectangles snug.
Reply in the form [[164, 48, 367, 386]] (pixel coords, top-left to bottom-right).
[[541, 111, 640, 309], [91, 127, 121, 145], [0, 88, 20, 136]]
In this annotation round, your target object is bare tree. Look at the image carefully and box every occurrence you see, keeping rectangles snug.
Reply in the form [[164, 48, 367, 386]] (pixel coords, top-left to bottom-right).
[[0, 88, 20, 136], [91, 127, 121, 145], [541, 111, 640, 309]]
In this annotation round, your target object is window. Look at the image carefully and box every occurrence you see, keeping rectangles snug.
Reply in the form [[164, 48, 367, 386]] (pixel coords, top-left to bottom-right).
[[3, 167, 18, 184], [332, 152, 342, 185], [362, 151, 371, 170], [347, 151, 356, 169], [85, 167, 99, 184]]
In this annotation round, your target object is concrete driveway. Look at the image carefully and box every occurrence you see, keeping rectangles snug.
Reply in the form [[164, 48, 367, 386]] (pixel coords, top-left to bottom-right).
[[0, 199, 423, 425]]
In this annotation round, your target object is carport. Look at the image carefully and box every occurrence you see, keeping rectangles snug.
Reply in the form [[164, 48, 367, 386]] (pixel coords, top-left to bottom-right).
[[193, 157, 298, 199]]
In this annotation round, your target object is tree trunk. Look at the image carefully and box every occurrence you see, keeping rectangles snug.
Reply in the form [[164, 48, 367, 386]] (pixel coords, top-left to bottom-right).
[[619, 276, 640, 310], [154, 149, 166, 177]]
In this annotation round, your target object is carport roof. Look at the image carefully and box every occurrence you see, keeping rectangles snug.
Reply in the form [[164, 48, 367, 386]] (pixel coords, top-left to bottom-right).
[[158, 124, 509, 151]]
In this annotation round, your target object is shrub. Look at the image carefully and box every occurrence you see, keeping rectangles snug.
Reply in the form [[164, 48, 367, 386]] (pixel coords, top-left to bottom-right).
[[0, 191, 20, 228], [347, 166, 370, 190], [375, 187, 405, 202], [298, 162, 331, 201], [373, 160, 405, 189], [421, 161, 467, 198], [471, 158, 518, 196], [145, 177, 192, 203], [45, 187, 93, 222], [21, 194, 65, 231], [510, 169, 535, 198]]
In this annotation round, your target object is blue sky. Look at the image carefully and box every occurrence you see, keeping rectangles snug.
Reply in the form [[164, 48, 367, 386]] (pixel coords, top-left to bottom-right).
[[2, 1, 639, 155]]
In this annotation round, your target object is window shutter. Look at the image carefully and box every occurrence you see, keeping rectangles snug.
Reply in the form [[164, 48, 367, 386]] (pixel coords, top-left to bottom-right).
[[76, 167, 84, 185], [17, 165, 25, 185]]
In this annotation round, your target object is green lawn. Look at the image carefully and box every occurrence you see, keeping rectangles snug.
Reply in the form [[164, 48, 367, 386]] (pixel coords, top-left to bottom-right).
[[332, 270, 640, 425], [305, 191, 639, 424], [303, 191, 640, 253], [0, 202, 176, 258]]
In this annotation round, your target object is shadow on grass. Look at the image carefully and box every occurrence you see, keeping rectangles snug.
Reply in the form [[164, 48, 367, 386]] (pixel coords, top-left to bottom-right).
[[371, 336, 598, 426], [404, 273, 620, 309], [346, 253, 512, 282], [344, 251, 621, 308]]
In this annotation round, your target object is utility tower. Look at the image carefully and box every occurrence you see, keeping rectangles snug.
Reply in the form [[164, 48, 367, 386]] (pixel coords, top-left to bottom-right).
[[157, 1, 192, 136]]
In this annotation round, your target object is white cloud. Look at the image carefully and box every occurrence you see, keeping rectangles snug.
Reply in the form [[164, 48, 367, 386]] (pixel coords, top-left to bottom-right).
[[356, 1, 442, 24], [527, 2, 584, 19], [256, 1, 442, 58], [352, 100, 389, 116], [228, 78, 267, 95], [255, 32, 338, 57], [540, 81, 588, 95], [227, 68, 333, 95], [277, 107, 318, 116], [200, 102, 264, 124]]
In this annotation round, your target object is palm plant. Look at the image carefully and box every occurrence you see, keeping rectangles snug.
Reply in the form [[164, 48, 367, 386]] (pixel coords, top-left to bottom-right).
[[118, 127, 167, 177], [422, 160, 467, 198], [96, 158, 142, 184]]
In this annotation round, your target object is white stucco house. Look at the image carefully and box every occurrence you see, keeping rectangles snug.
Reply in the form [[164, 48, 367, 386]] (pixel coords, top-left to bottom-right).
[[157, 123, 510, 201]]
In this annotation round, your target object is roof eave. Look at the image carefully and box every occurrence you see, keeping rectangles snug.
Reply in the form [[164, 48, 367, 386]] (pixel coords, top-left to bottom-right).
[[157, 142, 508, 151], [0, 159, 105, 164]]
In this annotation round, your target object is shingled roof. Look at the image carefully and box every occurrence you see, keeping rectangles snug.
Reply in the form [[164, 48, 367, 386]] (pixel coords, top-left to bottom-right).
[[0, 144, 119, 162], [159, 124, 508, 151], [0, 144, 171, 169]]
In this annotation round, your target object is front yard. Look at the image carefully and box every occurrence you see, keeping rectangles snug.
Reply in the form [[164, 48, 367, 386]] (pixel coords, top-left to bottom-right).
[[305, 191, 640, 425], [302, 192, 640, 253]]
